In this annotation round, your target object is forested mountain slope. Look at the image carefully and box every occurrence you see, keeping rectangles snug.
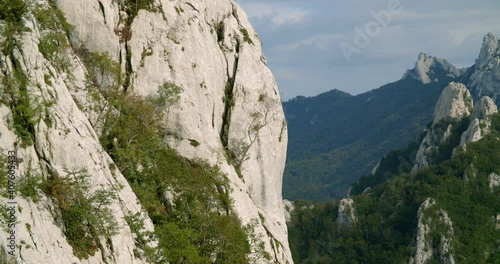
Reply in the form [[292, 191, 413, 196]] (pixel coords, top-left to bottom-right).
[[288, 84, 500, 263]]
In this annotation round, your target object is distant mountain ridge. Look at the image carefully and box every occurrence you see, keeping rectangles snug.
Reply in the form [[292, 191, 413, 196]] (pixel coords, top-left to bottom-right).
[[283, 33, 500, 201]]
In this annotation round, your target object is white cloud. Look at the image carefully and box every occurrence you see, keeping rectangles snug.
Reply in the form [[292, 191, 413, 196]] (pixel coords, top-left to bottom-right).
[[276, 34, 342, 52], [242, 3, 274, 19], [271, 9, 310, 26], [240, 2, 310, 27]]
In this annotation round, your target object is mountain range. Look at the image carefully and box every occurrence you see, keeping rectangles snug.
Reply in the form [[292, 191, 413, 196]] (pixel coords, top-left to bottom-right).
[[287, 34, 500, 263], [283, 33, 500, 201]]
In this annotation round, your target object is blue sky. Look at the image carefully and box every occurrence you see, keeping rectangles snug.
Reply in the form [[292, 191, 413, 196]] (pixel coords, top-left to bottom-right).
[[237, 0, 500, 100]]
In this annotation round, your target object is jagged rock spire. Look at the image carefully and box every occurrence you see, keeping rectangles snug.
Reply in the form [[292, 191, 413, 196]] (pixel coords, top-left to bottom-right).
[[403, 53, 467, 84], [468, 33, 500, 104]]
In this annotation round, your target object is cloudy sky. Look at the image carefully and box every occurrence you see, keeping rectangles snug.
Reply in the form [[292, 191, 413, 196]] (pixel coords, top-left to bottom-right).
[[236, 0, 500, 100]]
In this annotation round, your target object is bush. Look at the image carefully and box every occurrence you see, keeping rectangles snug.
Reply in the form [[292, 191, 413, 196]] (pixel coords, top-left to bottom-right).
[[240, 28, 254, 45], [41, 168, 118, 259], [33, 5, 73, 72], [0, 0, 27, 25], [2, 64, 37, 146], [148, 81, 182, 125], [491, 113, 500, 133], [18, 171, 42, 202], [123, 0, 155, 26]]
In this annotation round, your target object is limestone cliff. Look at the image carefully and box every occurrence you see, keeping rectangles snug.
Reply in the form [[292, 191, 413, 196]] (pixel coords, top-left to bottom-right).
[[0, 0, 292, 263], [413, 82, 472, 172], [410, 198, 455, 264], [468, 33, 500, 104]]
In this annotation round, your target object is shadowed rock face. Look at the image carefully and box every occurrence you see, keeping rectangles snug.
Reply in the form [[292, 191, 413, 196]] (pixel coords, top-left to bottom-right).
[[0, 0, 292, 263]]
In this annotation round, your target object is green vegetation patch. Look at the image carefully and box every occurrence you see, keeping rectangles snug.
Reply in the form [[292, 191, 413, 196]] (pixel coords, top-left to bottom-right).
[[240, 28, 254, 45], [288, 113, 500, 263], [99, 90, 251, 263], [2, 62, 37, 146], [41, 168, 118, 259], [33, 5, 73, 72]]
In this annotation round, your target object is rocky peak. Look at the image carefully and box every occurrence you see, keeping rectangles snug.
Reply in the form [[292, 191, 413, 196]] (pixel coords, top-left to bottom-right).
[[468, 33, 500, 104], [403, 53, 466, 84], [413, 82, 472, 172], [477, 33, 499, 69], [433, 82, 473, 124]]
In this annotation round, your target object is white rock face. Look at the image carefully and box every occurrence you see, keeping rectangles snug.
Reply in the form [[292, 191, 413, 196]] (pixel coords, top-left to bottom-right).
[[283, 200, 295, 223], [0, 11, 152, 264], [122, 1, 291, 262], [469, 33, 500, 104], [489, 173, 500, 191], [471, 96, 498, 120], [403, 53, 467, 84], [56, 0, 122, 59], [337, 198, 356, 229], [413, 83, 473, 172], [412, 198, 435, 264], [433, 82, 473, 125], [410, 198, 455, 264], [459, 96, 498, 146], [1, 0, 293, 263]]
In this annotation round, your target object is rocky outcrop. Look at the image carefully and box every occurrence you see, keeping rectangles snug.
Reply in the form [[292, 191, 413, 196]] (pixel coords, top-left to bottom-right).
[[403, 53, 467, 84], [433, 82, 473, 125], [0, 0, 292, 263], [412, 198, 435, 264], [283, 200, 295, 223], [489, 173, 500, 191], [468, 33, 500, 104], [337, 198, 356, 229], [471, 96, 498, 120], [410, 198, 455, 264], [459, 96, 498, 146], [413, 83, 472, 172]]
